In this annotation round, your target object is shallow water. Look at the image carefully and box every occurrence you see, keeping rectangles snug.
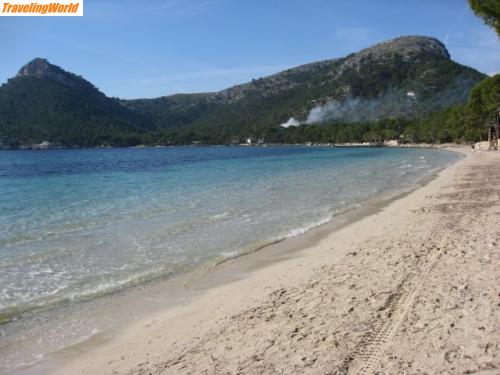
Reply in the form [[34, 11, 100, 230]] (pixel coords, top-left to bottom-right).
[[0, 146, 460, 372]]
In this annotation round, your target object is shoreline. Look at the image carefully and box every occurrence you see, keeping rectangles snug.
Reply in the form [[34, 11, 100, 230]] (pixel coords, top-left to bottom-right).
[[0, 142, 471, 151], [13, 147, 500, 374], [0, 149, 447, 319], [0, 146, 458, 374], [9, 149, 456, 375]]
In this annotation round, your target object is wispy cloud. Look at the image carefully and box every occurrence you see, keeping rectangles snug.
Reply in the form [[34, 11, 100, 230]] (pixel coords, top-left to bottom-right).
[[106, 64, 291, 98], [149, 0, 215, 18], [156, 0, 178, 9], [38, 32, 146, 65], [125, 64, 291, 88], [447, 26, 500, 75], [443, 3, 469, 44], [331, 26, 378, 52]]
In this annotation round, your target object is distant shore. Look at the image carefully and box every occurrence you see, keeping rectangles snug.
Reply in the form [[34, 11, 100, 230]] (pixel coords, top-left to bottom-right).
[[37, 146, 499, 374], [0, 141, 473, 151]]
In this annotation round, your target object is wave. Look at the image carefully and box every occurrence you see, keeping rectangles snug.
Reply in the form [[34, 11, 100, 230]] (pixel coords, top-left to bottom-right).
[[0, 148, 461, 327], [0, 208, 352, 325], [0, 262, 186, 325]]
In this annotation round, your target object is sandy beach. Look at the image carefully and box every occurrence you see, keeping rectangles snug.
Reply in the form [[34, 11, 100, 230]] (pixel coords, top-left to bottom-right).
[[48, 147, 499, 375]]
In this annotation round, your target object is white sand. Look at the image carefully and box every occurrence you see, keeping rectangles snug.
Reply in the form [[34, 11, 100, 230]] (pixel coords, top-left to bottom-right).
[[50, 147, 499, 374]]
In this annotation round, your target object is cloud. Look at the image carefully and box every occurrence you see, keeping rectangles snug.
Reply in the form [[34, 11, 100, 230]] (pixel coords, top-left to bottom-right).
[[331, 26, 377, 52], [149, 0, 215, 18], [443, 3, 469, 44], [39, 33, 145, 65], [156, 0, 179, 9], [123, 64, 291, 88], [106, 64, 291, 97], [446, 26, 500, 75]]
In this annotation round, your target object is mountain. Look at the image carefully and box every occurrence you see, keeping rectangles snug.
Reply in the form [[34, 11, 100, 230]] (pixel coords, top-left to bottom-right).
[[0, 36, 488, 147], [0, 58, 153, 147], [123, 36, 484, 130]]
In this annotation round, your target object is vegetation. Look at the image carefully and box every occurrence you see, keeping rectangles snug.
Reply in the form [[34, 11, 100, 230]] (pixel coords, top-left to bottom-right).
[[0, 36, 496, 149], [402, 74, 499, 143], [469, 0, 500, 36], [0, 76, 153, 148], [283, 74, 499, 145]]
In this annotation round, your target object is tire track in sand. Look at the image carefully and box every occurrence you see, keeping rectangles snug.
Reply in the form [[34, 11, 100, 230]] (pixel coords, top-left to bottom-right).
[[332, 162, 499, 375], [332, 232, 448, 375]]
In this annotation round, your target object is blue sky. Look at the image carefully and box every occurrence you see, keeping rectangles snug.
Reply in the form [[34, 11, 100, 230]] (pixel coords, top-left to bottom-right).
[[0, 0, 498, 99]]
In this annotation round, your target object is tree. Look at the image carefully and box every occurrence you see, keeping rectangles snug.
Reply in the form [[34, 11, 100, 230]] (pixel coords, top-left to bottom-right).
[[469, 0, 500, 36]]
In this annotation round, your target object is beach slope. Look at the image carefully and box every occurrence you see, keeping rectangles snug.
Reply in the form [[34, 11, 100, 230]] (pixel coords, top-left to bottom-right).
[[52, 148, 499, 374]]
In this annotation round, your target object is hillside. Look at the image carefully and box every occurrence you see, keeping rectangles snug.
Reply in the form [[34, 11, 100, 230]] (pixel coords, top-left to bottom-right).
[[0, 58, 153, 147], [0, 36, 489, 147]]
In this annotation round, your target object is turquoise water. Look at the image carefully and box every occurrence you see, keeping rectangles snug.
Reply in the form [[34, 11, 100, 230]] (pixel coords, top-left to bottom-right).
[[0, 146, 459, 325]]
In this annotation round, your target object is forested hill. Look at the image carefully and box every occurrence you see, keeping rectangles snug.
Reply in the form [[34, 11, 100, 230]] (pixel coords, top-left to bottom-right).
[[0, 36, 492, 148], [123, 36, 483, 127], [0, 58, 154, 147]]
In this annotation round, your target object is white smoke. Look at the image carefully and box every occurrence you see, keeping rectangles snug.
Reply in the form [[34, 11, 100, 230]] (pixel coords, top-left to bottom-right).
[[280, 117, 301, 128], [280, 98, 366, 127], [306, 99, 357, 123], [278, 72, 477, 128], [281, 90, 420, 127]]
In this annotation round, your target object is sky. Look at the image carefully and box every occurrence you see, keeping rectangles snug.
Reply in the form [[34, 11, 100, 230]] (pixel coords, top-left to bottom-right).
[[0, 0, 498, 99]]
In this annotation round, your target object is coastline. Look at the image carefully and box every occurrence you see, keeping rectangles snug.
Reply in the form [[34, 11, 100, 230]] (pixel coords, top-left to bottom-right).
[[0, 142, 472, 151], [17, 147, 500, 374], [0, 146, 458, 374]]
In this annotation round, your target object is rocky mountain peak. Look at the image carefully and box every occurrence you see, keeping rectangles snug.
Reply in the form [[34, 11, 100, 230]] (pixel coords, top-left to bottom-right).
[[343, 36, 449, 68], [16, 58, 91, 90], [360, 35, 449, 59], [17, 58, 62, 78], [332, 35, 450, 79]]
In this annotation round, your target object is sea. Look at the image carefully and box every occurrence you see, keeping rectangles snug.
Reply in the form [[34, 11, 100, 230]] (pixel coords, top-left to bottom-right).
[[0, 146, 461, 373]]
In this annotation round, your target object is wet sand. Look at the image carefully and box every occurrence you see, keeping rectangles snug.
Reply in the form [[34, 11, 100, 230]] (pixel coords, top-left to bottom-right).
[[48, 147, 499, 374]]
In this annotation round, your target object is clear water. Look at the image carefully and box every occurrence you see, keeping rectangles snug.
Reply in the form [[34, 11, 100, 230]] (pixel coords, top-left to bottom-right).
[[0, 146, 460, 371], [0, 146, 460, 321]]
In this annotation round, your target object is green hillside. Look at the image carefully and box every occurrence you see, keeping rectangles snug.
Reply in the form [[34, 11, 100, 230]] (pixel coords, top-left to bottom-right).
[[0, 36, 493, 148]]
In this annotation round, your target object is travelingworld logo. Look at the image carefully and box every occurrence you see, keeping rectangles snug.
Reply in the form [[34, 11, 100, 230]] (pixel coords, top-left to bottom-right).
[[1, 0, 83, 16]]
